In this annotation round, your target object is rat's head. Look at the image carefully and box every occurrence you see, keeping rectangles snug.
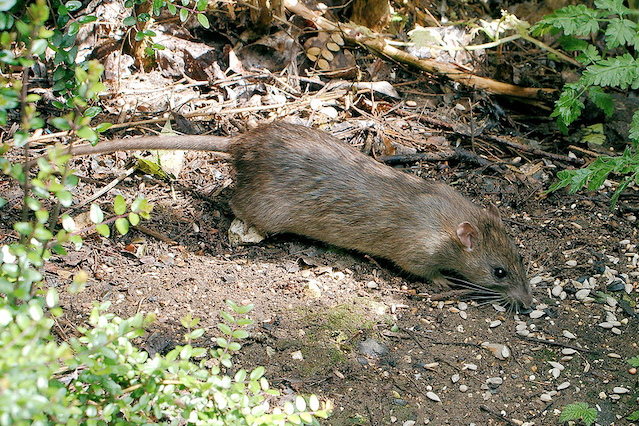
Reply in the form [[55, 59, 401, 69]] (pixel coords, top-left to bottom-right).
[[441, 204, 533, 309]]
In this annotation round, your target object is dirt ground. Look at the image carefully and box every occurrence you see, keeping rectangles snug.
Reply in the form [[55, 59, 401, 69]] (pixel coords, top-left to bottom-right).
[[4, 132, 631, 425], [1, 0, 639, 424]]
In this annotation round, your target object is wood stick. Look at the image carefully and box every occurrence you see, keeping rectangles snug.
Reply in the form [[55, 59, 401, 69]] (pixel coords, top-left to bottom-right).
[[283, 0, 557, 100]]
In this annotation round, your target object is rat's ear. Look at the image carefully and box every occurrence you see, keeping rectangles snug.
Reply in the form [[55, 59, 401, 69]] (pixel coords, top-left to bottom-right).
[[457, 222, 479, 251], [488, 203, 501, 221]]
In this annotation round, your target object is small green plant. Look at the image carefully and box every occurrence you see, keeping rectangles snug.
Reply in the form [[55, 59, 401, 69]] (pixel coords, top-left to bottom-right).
[[532, 0, 639, 139], [627, 355, 639, 421], [547, 146, 639, 208], [532, 0, 639, 208], [1, 0, 330, 423], [559, 402, 598, 425]]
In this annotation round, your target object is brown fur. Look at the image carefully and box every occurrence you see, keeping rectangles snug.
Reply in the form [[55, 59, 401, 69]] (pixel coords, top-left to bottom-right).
[[70, 121, 533, 306]]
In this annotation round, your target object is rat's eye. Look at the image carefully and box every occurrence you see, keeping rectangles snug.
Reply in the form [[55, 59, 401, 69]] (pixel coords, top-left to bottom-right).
[[494, 267, 507, 279]]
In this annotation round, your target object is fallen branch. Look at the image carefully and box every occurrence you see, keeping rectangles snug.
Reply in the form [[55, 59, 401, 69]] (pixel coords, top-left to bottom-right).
[[283, 0, 557, 100]]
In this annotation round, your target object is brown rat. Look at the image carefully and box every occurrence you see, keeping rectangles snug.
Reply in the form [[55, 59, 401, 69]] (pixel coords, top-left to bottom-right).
[[70, 121, 533, 307]]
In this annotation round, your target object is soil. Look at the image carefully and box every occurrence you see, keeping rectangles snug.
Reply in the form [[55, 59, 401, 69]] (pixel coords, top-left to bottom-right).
[[1, 0, 638, 424], [6, 135, 634, 425]]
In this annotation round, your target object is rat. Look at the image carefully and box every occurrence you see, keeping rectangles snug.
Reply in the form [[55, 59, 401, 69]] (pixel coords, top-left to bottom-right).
[[69, 121, 533, 308]]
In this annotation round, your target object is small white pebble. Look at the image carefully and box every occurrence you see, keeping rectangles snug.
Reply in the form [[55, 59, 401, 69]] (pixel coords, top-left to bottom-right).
[[458, 302, 468, 311], [517, 329, 530, 337], [563, 330, 577, 339], [552, 286, 563, 297], [459, 311, 468, 320], [489, 320, 502, 328], [562, 348, 577, 355], [612, 327, 622, 335], [599, 322, 614, 329], [608, 353, 622, 358], [606, 297, 617, 307], [459, 384, 468, 392], [405, 100, 417, 107], [463, 363, 478, 371], [557, 382, 571, 390], [486, 377, 503, 386], [540, 393, 553, 402], [551, 368, 561, 379], [549, 361, 565, 370], [451, 374, 460, 383], [566, 260, 578, 267]]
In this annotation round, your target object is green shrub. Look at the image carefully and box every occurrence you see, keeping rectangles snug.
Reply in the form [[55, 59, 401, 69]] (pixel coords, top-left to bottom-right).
[[0, 0, 330, 424], [532, 0, 639, 207]]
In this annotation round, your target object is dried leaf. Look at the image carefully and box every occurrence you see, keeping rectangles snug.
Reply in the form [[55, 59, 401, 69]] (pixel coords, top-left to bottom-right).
[[331, 33, 344, 45], [321, 49, 334, 61], [317, 59, 330, 70]]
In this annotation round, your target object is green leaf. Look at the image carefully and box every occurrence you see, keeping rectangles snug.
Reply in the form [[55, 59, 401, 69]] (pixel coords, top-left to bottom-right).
[[217, 323, 232, 335], [84, 106, 101, 118], [232, 329, 249, 339], [196, 13, 209, 28], [95, 122, 113, 133], [57, 190, 73, 207], [582, 53, 639, 89], [581, 123, 606, 146], [50, 117, 71, 130], [77, 126, 98, 142], [629, 356, 639, 367], [629, 110, 639, 146], [61, 215, 76, 231], [236, 303, 254, 314], [67, 21, 80, 36], [128, 212, 140, 226], [594, 0, 630, 16], [90, 204, 104, 223], [123, 16, 137, 26], [0, 0, 17, 12], [115, 217, 129, 235], [250, 366, 265, 380], [532, 4, 601, 37], [179, 8, 188, 22], [587, 87, 614, 116], [79, 15, 97, 24], [604, 18, 637, 49], [551, 83, 585, 130], [167, 2, 177, 14], [114, 194, 126, 215], [220, 311, 234, 323], [31, 39, 49, 56], [559, 402, 589, 421], [95, 223, 110, 237]]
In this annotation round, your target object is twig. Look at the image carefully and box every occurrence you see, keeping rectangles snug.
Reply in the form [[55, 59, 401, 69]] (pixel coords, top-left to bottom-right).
[[282, 0, 557, 100], [66, 167, 137, 213], [517, 335, 599, 355], [479, 405, 521, 426], [482, 134, 584, 165]]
